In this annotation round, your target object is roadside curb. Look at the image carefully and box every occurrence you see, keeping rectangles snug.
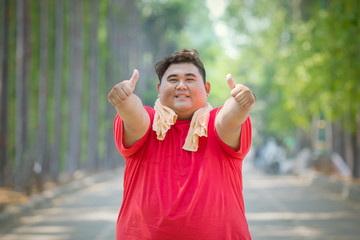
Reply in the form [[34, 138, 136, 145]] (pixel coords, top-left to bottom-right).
[[303, 170, 360, 203], [0, 167, 124, 230]]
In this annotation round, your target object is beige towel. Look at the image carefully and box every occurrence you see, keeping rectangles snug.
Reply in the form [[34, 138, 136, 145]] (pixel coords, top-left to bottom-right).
[[153, 98, 213, 152], [153, 99, 178, 140]]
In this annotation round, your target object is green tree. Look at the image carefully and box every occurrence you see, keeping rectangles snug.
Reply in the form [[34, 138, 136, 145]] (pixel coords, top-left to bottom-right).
[[224, 0, 360, 176]]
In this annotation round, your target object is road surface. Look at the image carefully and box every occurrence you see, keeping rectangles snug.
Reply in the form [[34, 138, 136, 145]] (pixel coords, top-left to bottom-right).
[[1, 162, 360, 240]]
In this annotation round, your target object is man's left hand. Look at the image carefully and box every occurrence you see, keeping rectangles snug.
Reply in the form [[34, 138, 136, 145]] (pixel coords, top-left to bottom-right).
[[226, 73, 255, 110]]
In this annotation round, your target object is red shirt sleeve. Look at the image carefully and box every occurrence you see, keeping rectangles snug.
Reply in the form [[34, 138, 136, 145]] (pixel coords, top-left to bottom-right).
[[113, 106, 154, 158], [212, 108, 252, 159]]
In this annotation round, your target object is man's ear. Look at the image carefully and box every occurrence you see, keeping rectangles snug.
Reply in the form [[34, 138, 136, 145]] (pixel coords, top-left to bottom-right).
[[156, 82, 160, 97], [205, 82, 211, 96]]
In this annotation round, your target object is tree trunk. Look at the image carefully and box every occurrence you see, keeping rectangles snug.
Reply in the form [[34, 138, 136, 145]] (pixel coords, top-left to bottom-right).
[[21, 0, 32, 193], [344, 130, 355, 174], [127, 0, 145, 96], [15, 0, 25, 189], [356, 112, 360, 178], [66, 0, 83, 173], [15, 0, 31, 190], [105, 0, 122, 168], [87, 0, 100, 170], [51, 0, 64, 180], [295, 127, 311, 153], [105, 0, 115, 169], [35, 0, 48, 190], [332, 122, 343, 156], [0, 0, 10, 186]]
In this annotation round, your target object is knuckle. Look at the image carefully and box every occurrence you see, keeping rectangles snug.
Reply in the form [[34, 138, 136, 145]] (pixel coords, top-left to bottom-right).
[[230, 88, 238, 96], [243, 87, 251, 93]]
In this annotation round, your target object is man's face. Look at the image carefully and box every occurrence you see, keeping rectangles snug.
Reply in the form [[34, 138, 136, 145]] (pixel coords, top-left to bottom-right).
[[157, 63, 211, 120]]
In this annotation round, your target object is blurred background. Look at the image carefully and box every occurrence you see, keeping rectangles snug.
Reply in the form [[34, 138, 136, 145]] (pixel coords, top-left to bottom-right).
[[0, 0, 359, 204]]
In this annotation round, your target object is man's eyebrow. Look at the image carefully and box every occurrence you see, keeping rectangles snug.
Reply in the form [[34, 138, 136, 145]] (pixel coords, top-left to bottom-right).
[[185, 73, 197, 78], [166, 73, 197, 79], [167, 74, 178, 79]]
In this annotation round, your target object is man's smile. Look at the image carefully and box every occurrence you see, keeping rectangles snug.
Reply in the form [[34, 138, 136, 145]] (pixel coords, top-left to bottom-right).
[[175, 93, 190, 99]]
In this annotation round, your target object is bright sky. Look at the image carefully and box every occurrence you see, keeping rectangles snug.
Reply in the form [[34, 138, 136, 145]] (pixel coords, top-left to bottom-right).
[[205, 0, 239, 58], [206, 0, 227, 18]]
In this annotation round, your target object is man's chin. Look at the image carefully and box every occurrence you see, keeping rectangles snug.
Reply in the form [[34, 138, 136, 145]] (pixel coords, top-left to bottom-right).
[[172, 103, 194, 114], [173, 101, 192, 109]]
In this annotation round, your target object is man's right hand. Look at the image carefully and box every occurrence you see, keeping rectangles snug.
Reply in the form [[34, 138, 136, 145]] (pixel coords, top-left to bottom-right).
[[107, 69, 139, 106], [107, 69, 149, 148]]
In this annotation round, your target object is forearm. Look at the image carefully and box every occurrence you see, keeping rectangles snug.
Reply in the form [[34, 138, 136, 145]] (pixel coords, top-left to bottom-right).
[[114, 94, 147, 128], [218, 98, 251, 132], [113, 94, 150, 147], [215, 98, 252, 150]]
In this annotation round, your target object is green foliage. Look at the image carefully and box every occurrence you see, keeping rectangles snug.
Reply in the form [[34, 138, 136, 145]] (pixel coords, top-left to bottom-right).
[[2, 0, 227, 183], [8, 0, 359, 182], [224, 0, 360, 143]]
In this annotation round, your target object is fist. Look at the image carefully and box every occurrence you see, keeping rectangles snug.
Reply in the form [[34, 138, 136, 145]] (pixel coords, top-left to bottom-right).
[[226, 73, 255, 109], [108, 69, 139, 106]]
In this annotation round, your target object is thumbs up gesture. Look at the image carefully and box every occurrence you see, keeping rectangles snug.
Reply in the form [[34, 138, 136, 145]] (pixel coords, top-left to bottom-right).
[[226, 73, 255, 109], [108, 69, 139, 106]]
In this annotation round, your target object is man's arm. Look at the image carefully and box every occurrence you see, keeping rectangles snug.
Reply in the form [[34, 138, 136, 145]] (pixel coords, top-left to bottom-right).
[[107, 69, 150, 147], [215, 74, 255, 150]]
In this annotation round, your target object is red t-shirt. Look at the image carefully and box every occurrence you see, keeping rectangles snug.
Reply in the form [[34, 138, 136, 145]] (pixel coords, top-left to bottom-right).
[[114, 106, 252, 240]]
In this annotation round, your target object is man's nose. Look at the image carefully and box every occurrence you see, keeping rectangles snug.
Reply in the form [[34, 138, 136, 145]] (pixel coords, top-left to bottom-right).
[[176, 80, 188, 89]]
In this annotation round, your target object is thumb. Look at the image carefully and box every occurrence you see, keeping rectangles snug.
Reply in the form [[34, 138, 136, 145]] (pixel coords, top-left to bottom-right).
[[129, 69, 139, 87], [226, 73, 236, 89]]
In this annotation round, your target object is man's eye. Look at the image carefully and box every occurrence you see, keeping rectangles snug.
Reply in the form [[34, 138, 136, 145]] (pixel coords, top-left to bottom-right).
[[186, 79, 195, 82], [169, 79, 177, 82]]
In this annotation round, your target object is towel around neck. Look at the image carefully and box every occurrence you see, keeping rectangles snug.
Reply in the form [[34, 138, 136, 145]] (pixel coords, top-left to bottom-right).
[[152, 98, 213, 152]]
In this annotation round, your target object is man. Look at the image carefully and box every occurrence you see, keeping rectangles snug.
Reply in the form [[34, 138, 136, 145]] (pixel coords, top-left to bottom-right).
[[108, 49, 255, 240]]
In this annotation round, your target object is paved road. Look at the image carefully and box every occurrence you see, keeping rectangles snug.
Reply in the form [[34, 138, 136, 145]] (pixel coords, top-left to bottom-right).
[[243, 162, 360, 240], [1, 162, 360, 240], [0, 171, 124, 240]]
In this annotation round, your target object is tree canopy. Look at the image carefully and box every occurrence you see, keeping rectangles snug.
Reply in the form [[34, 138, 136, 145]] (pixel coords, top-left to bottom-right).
[[1, 0, 360, 192]]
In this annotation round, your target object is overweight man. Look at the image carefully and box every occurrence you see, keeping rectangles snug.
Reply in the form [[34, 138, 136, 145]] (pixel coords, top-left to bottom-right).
[[108, 49, 255, 240]]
